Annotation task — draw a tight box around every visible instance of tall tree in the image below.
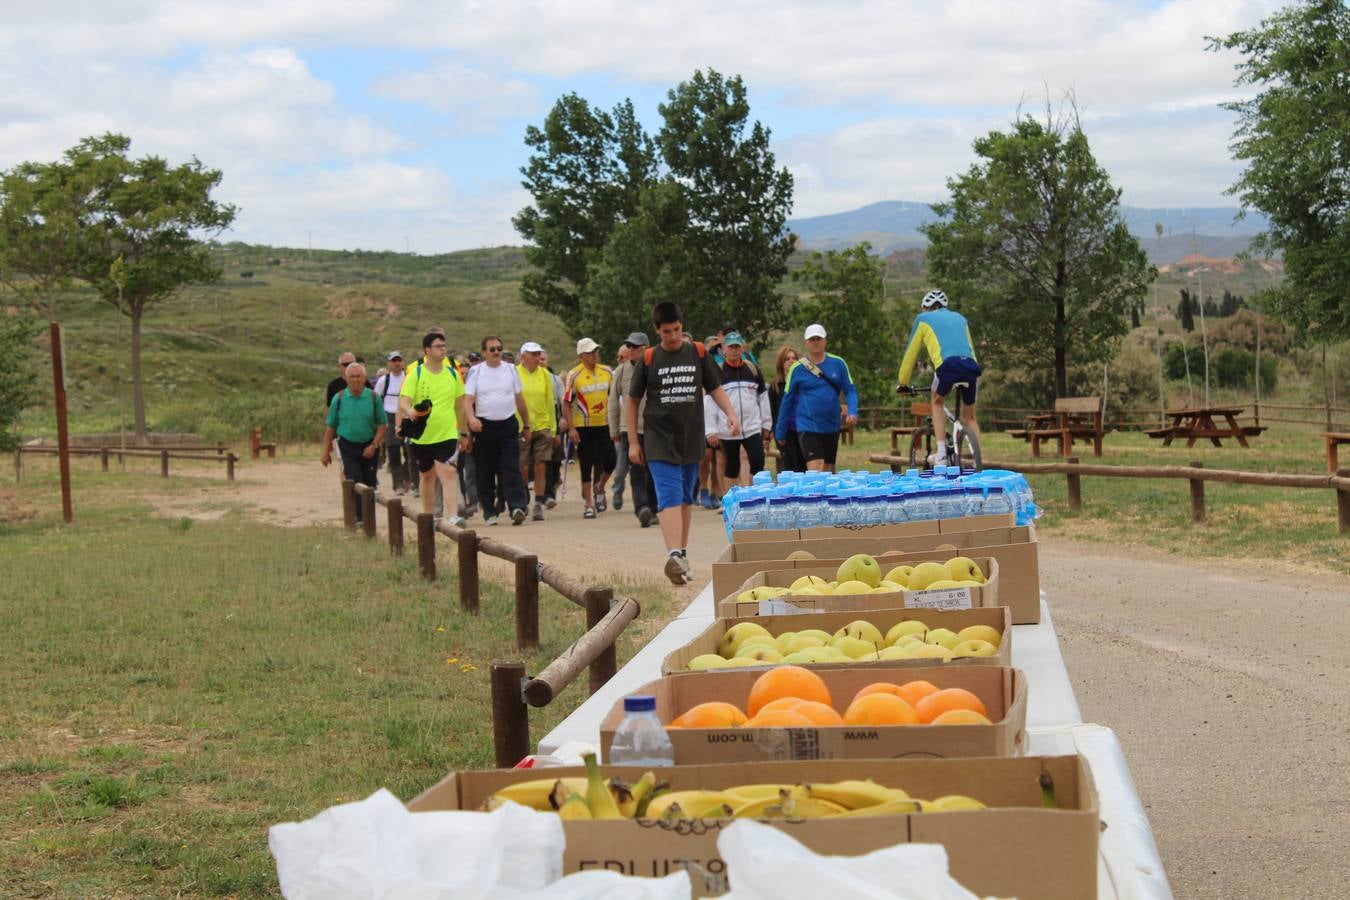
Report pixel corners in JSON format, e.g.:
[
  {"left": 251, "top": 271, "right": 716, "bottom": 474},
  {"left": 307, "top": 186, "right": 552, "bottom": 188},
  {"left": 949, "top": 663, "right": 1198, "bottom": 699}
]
[
  {"left": 921, "top": 105, "right": 1154, "bottom": 399},
  {"left": 72, "top": 134, "right": 236, "bottom": 439},
  {"left": 1178, "top": 288, "right": 1197, "bottom": 331},
  {"left": 790, "top": 243, "right": 894, "bottom": 405},
  {"left": 0, "top": 314, "right": 40, "bottom": 451},
  {"left": 513, "top": 96, "right": 655, "bottom": 323},
  {"left": 1210, "top": 0, "right": 1350, "bottom": 341}
]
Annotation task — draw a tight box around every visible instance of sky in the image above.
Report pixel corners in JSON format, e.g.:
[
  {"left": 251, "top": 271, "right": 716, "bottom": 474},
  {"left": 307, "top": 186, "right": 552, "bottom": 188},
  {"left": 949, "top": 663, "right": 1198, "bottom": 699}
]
[{"left": 0, "top": 0, "right": 1283, "bottom": 253}]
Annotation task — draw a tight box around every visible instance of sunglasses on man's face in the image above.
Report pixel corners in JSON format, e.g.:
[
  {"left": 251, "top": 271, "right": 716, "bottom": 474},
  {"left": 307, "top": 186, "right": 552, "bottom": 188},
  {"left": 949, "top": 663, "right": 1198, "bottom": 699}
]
[{"left": 486, "top": 346, "right": 503, "bottom": 353}]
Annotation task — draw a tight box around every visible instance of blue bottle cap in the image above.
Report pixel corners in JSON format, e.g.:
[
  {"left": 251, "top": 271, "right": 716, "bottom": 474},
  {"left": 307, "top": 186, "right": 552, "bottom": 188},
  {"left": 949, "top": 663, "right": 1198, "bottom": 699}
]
[{"left": 624, "top": 695, "right": 657, "bottom": 713}]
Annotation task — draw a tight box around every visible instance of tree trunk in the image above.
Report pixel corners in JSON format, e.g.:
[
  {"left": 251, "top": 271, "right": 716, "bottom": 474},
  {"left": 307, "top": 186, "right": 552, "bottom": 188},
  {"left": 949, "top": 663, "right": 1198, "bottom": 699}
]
[
  {"left": 1053, "top": 261, "right": 1067, "bottom": 398},
  {"left": 131, "top": 305, "right": 147, "bottom": 440}
]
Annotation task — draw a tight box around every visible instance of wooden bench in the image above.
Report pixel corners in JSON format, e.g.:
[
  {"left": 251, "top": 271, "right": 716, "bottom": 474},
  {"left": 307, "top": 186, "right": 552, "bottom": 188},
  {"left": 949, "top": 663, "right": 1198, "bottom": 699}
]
[
  {"left": 1028, "top": 397, "right": 1106, "bottom": 458},
  {"left": 251, "top": 427, "right": 277, "bottom": 459},
  {"left": 1325, "top": 432, "right": 1350, "bottom": 473}
]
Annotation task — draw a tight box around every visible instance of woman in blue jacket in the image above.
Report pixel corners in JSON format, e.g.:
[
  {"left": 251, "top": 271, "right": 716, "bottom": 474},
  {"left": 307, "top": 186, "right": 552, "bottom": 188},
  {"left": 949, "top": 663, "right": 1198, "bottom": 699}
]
[{"left": 773, "top": 323, "right": 858, "bottom": 473}]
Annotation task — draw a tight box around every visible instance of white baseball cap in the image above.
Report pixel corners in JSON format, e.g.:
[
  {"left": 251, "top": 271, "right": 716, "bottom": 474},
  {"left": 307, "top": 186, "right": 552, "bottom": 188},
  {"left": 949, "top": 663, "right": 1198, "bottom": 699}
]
[
  {"left": 520, "top": 341, "right": 543, "bottom": 354},
  {"left": 804, "top": 323, "right": 827, "bottom": 340},
  {"left": 576, "top": 337, "right": 600, "bottom": 354}
]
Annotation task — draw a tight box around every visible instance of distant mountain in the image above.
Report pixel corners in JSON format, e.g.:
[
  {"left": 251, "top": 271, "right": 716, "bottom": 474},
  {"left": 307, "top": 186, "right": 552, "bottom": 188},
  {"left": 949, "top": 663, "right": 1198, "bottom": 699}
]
[{"left": 788, "top": 201, "right": 1271, "bottom": 265}]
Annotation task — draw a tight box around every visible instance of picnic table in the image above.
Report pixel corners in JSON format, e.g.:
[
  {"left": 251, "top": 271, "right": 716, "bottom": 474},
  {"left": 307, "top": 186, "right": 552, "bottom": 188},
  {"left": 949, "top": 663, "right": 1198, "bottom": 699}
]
[
  {"left": 1012, "top": 398, "right": 1107, "bottom": 458},
  {"left": 1325, "top": 432, "right": 1350, "bottom": 473},
  {"left": 1147, "top": 405, "right": 1266, "bottom": 448}
]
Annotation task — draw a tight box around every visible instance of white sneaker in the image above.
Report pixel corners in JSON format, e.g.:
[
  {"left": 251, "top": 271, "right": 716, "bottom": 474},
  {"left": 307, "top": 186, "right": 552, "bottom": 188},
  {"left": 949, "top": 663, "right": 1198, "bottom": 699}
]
[
  {"left": 448, "top": 515, "right": 467, "bottom": 528},
  {"left": 484, "top": 515, "right": 499, "bottom": 527}
]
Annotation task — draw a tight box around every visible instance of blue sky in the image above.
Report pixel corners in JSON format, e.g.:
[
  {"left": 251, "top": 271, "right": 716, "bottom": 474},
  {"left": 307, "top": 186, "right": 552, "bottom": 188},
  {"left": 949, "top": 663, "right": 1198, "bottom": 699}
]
[{"left": 0, "top": 0, "right": 1282, "bottom": 252}]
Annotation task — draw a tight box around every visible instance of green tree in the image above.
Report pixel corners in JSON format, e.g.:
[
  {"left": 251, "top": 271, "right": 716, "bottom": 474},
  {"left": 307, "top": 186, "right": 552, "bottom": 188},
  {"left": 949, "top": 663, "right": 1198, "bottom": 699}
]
[
  {"left": 0, "top": 314, "right": 40, "bottom": 450},
  {"left": 0, "top": 156, "right": 103, "bottom": 318},
  {"left": 921, "top": 108, "right": 1153, "bottom": 400},
  {"left": 1210, "top": 1, "right": 1350, "bottom": 340},
  {"left": 1178, "top": 288, "right": 1197, "bottom": 332},
  {"left": 71, "top": 134, "right": 236, "bottom": 439},
  {"left": 790, "top": 243, "right": 894, "bottom": 405}
]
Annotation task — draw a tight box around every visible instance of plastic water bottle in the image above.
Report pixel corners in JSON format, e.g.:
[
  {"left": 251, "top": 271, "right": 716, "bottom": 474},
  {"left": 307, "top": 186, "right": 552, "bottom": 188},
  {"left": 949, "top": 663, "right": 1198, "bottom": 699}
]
[
  {"left": 765, "top": 496, "right": 795, "bottom": 530},
  {"left": 983, "top": 486, "right": 1014, "bottom": 518},
  {"left": 730, "top": 497, "right": 766, "bottom": 532},
  {"left": 963, "top": 486, "right": 986, "bottom": 518},
  {"left": 796, "top": 493, "right": 825, "bottom": 528},
  {"left": 825, "top": 496, "right": 851, "bottom": 526},
  {"left": 608, "top": 696, "right": 675, "bottom": 766},
  {"left": 909, "top": 490, "right": 937, "bottom": 521},
  {"left": 859, "top": 496, "right": 887, "bottom": 527}
]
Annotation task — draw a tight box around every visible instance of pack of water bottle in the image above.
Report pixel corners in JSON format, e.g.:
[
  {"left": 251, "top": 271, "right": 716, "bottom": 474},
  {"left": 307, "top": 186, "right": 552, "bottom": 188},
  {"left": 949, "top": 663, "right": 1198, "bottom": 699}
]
[{"left": 722, "top": 466, "right": 1039, "bottom": 537}]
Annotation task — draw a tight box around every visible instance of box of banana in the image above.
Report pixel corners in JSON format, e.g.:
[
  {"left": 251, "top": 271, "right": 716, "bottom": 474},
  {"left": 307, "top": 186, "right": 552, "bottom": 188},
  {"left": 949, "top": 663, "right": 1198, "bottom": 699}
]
[
  {"left": 661, "top": 605, "right": 1013, "bottom": 675},
  {"left": 406, "top": 753, "right": 1098, "bottom": 899},
  {"left": 719, "top": 555, "right": 1000, "bottom": 618},
  {"left": 598, "top": 664, "right": 1027, "bottom": 764}
]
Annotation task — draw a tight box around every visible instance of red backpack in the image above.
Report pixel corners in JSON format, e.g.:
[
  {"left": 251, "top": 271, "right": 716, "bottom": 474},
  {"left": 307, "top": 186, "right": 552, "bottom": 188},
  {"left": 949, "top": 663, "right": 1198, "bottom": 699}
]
[{"left": 642, "top": 341, "right": 706, "bottom": 366}]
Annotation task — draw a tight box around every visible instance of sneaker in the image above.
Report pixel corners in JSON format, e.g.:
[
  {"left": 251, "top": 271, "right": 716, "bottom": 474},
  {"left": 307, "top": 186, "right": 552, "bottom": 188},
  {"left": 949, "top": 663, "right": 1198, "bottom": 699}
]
[
  {"left": 613, "top": 491, "right": 624, "bottom": 510},
  {"left": 447, "top": 515, "right": 467, "bottom": 528},
  {"left": 709, "top": 493, "right": 722, "bottom": 510},
  {"left": 532, "top": 502, "right": 544, "bottom": 522},
  {"left": 698, "top": 489, "right": 712, "bottom": 509},
  {"left": 510, "top": 508, "right": 527, "bottom": 525},
  {"left": 485, "top": 515, "right": 500, "bottom": 526},
  {"left": 678, "top": 553, "right": 692, "bottom": 581},
  {"left": 583, "top": 506, "right": 597, "bottom": 520},
  {"left": 664, "top": 554, "right": 688, "bottom": 585},
  {"left": 595, "top": 491, "right": 607, "bottom": 513},
  {"left": 544, "top": 496, "right": 557, "bottom": 509},
  {"left": 637, "top": 506, "right": 654, "bottom": 528}
]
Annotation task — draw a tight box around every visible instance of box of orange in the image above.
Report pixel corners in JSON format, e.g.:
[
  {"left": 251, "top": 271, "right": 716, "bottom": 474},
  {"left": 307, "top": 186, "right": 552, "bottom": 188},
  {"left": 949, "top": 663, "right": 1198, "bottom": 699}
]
[{"left": 598, "top": 664, "right": 1027, "bottom": 764}]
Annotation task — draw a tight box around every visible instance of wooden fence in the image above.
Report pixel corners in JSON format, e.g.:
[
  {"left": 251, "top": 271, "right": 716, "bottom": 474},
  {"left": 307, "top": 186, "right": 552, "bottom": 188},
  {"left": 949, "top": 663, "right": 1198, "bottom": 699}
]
[
  {"left": 858, "top": 401, "right": 1349, "bottom": 434},
  {"left": 867, "top": 452, "right": 1350, "bottom": 535},
  {"left": 16, "top": 445, "right": 238, "bottom": 481},
  {"left": 339, "top": 479, "right": 641, "bottom": 767}
]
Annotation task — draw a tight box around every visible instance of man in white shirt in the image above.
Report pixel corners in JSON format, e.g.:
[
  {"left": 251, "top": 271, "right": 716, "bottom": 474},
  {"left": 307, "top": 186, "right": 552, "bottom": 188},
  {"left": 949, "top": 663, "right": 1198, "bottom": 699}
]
[
  {"left": 465, "top": 335, "right": 532, "bottom": 526},
  {"left": 372, "top": 351, "right": 412, "bottom": 492}
]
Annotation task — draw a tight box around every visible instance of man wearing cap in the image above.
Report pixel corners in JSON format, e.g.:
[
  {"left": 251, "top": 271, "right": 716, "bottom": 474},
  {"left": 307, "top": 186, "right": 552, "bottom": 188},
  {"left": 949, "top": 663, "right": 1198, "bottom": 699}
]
[
  {"left": 608, "top": 331, "right": 655, "bottom": 527},
  {"left": 774, "top": 323, "right": 858, "bottom": 473},
  {"left": 704, "top": 331, "right": 772, "bottom": 490},
  {"left": 321, "top": 362, "right": 387, "bottom": 524},
  {"left": 464, "top": 335, "right": 531, "bottom": 526},
  {"left": 373, "top": 351, "right": 414, "bottom": 493},
  {"left": 609, "top": 342, "right": 633, "bottom": 512},
  {"left": 565, "top": 338, "right": 615, "bottom": 519},
  {"left": 517, "top": 341, "right": 566, "bottom": 521}
]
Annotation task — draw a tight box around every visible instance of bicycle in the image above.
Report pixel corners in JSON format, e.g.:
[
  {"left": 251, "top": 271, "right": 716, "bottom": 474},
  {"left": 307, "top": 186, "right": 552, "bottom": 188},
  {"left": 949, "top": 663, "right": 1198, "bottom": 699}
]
[{"left": 896, "top": 382, "right": 982, "bottom": 472}]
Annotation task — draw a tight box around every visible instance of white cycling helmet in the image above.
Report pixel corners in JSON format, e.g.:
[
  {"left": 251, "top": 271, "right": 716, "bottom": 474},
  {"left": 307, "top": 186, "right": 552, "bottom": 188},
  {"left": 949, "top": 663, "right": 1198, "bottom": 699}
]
[{"left": 921, "top": 289, "right": 949, "bottom": 309}]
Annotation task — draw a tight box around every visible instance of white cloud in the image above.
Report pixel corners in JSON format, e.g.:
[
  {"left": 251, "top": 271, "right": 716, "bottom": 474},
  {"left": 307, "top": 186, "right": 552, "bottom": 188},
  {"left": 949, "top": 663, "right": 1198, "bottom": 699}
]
[{"left": 371, "top": 61, "right": 539, "bottom": 131}]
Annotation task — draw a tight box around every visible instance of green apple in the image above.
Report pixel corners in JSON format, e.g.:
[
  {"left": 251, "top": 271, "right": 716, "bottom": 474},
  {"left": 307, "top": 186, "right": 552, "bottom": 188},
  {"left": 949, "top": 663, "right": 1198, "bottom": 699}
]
[
  {"left": 830, "top": 635, "right": 881, "bottom": 659},
  {"left": 734, "top": 644, "right": 785, "bottom": 663},
  {"left": 884, "top": 620, "right": 929, "bottom": 646},
  {"left": 718, "top": 622, "right": 771, "bottom": 657},
  {"left": 905, "top": 561, "right": 951, "bottom": 590},
  {"left": 944, "top": 556, "right": 986, "bottom": 583},
  {"left": 733, "top": 635, "right": 780, "bottom": 655},
  {"left": 796, "top": 629, "right": 834, "bottom": 644},
  {"left": 833, "top": 580, "right": 873, "bottom": 595},
  {"left": 834, "top": 620, "right": 885, "bottom": 644},
  {"left": 836, "top": 553, "right": 882, "bottom": 588},
  {"left": 883, "top": 565, "right": 915, "bottom": 587},
  {"left": 782, "top": 648, "right": 833, "bottom": 665},
  {"left": 687, "top": 653, "right": 732, "bottom": 671},
  {"left": 877, "top": 645, "right": 911, "bottom": 660},
  {"left": 956, "top": 625, "right": 1002, "bottom": 647}
]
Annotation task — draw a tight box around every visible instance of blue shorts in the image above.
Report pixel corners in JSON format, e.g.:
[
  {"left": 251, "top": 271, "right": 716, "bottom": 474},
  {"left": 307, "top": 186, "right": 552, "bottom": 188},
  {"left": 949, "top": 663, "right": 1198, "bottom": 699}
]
[
  {"left": 933, "top": 356, "right": 983, "bottom": 404},
  {"left": 647, "top": 460, "right": 700, "bottom": 512}
]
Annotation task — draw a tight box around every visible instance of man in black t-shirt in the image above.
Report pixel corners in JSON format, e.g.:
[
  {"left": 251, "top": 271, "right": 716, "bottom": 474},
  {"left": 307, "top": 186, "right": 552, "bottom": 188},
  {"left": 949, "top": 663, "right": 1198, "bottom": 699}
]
[{"left": 627, "top": 301, "right": 740, "bottom": 585}]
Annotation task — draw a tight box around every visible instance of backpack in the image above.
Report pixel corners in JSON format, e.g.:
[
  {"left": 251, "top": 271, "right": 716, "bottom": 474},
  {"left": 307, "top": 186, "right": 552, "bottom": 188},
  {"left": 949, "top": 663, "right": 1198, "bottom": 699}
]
[{"left": 642, "top": 341, "right": 706, "bottom": 366}]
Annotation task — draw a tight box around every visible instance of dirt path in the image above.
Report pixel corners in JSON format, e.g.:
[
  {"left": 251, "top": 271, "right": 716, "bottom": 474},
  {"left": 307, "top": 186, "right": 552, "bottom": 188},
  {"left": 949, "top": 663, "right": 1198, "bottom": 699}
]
[{"left": 156, "top": 458, "right": 1349, "bottom": 897}]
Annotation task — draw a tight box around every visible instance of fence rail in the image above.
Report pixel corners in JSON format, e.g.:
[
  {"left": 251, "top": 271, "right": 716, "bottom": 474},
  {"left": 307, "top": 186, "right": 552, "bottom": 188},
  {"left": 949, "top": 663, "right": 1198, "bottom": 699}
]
[
  {"left": 858, "top": 401, "right": 1348, "bottom": 433},
  {"left": 867, "top": 452, "right": 1350, "bottom": 534},
  {"left": 16, "top": 444, "right": 238, "bottom": 481},
  {"left": 341, "top": 480, "right": 642, "bottom": 766}
]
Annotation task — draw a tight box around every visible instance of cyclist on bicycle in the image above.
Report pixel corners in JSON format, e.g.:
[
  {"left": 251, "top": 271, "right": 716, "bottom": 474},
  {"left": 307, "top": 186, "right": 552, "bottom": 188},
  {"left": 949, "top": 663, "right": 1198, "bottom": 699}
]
[{"left": 897, "top": 289, "right": 983, "bottom": 464}]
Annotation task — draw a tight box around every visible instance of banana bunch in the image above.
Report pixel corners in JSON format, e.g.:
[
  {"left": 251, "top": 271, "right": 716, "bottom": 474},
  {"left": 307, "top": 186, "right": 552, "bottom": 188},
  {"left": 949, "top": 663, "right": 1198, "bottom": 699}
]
[{"left": 485, "top": 770, "right": 989, "bottom": 821}]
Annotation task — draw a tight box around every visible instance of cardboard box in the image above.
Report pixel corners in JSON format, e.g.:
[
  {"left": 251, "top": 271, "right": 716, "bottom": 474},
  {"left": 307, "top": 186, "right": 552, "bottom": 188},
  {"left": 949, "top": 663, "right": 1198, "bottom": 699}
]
[
  {"left": 718, "top": 558, "right": 1000, "bottom": 618},
  {"left": 407, "top": 754, "right": 1099, "bottom": 899},
  {"left": 599, "top": 665, "right": 1028, "bottom": 763},
  {"left": 661, "top": 606, "right": 1012, "bottom": 675},
  {"left": 712, "top": 524, "right": 1041, "bottom": 624}
]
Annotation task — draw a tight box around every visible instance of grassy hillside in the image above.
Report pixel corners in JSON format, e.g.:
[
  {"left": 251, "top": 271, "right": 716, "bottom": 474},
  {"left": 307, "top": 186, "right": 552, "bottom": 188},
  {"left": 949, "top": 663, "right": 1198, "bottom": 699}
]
[{"left": 18, "top": 245, "right": 570, "bottom": 442}]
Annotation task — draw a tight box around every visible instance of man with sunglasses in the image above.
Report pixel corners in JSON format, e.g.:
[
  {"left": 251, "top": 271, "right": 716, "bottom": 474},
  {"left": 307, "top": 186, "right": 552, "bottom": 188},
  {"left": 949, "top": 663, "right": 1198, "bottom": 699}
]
[{"left": 464, "top": 335, "right": 531, "bottom": 526}]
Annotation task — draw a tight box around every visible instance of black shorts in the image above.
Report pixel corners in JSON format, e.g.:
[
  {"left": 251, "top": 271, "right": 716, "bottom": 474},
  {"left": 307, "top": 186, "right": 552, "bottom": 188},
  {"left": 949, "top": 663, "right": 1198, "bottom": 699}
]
[
  {"left": 576, "top": 425, "right": 616, "bottom": 483},
  {"left": 798, "top": 430, "right": 840, "bottom": 466},
  {"left": 720, "top": 436, "right": 765, "bottom": 479},
  {"left": 934, "top": 356, "right": 982, "bottom": 405},
  {"left": 412, "top": 439, "right": 459, "bottom": 473}
]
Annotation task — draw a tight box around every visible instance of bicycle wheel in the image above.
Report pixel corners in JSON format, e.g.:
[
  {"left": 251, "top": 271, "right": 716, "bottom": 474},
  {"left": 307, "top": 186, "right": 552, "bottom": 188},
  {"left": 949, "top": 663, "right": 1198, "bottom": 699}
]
[
  {"left": 907, "top": 424, "right": 933, "bottom": 470},
  {"left": 951, "top": 426, "right": 982, "bottom": 471}
]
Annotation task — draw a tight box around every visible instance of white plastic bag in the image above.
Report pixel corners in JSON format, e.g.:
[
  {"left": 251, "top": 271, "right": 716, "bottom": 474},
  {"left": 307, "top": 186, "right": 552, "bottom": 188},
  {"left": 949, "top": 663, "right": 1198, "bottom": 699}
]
[{"left": 717, "top": 819, "right": 984, "bottom": 900}]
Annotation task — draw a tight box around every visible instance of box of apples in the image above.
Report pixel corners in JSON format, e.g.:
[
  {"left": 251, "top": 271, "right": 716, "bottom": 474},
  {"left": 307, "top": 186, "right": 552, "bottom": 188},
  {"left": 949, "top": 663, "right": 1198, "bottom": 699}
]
[
  {"left": 661, "top": 605, "right": 1013, "bottom": 674},
  {"left": 599, "top": 664, "right": 1028, "bottom": 764}
]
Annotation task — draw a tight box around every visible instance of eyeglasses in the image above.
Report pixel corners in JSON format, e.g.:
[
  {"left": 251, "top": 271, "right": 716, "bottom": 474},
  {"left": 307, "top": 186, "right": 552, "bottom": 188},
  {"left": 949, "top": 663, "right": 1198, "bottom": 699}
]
[
  {"left": 339, "top": 361, "right": 352, "bottom": 367},
  {"left": 485, "top": 346, "right": 503, "bottom": 353},
  {"left": 429, "top": 343, "right": 447, "bottom": 350}
]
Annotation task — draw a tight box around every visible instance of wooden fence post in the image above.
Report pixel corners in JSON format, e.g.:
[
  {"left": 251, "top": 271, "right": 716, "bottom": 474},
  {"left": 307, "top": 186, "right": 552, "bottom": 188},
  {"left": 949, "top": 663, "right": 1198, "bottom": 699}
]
[
  {"left": 1337, "top": 468, "right": 1349, "bottom": 537},
  {"left": 387, "top": 497, "right": 404, "bottom": 556},
  {"left": 100, "top": 447, "right": 109, "bottom": 472},
  {"left": 226, "top": 453, "right": 236, "bottom": 482},
  {"left": 341, "top": 479, "right": 357, "bottom": 531},
  {"left": 14, "top": 449, "right": 20, "bottom": 484},
  {"left": 361, "top": 488, "right": 376, "bottom": 539},
  {"left": 417, "top": 513, "right": 436, "bottom": 580},
  {"left": 160, "top": 450, "right": 169, "bottom": 478},
  {"left": 584, "top": 587, "right": 617, "bottom": 694},
  {"left": 490, "top": 661, "right": 530, "bottom": 768},
  {"left": 251, "top": 427, "right": 262, "bottom": 459},
  {"left": 458, "top": 530, "right": 480, "bottom": 614},
  {"left": 1065, "top": 456, "right": 1082, "bottom": 512},
  {"left": 515, "top": 554, "right": 540, "bottom": 650},
  {"left": 1189, "top": 461, "right": 1206, "bottom": 523}
]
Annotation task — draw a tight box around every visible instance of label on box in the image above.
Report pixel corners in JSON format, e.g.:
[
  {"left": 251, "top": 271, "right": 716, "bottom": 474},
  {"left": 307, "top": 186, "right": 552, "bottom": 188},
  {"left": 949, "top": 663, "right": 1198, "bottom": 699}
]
[
  {"left": 904, "top": 587, "right": 973, "bottom": 610},
  {"left": 758, "top": 599, "right": 826, "bottom": 615}
]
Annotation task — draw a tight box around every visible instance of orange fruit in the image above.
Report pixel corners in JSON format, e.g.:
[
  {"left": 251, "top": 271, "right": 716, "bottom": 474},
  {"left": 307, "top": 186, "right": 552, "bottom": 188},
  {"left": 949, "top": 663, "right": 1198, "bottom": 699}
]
[
  {"left": 842, "top": 694, "right": 919, "bottom": 726},
  {"left": 746, "top": 665, "right": 832, "bottom": 717},
  {"left": 743, "top": 708, "right": 815, "bottom": 728},
  {"left": 894, "top": 679, "right": 941, "bottom": 709},
  {"left": 758, "top": 697, "right": 807, "bottom": 716},
  {"left": 914, "top": 688, "right": 988, "bottom": 724},
  {"left": 788, "top": 700, "right": 845, "bottom": 726},
  {"left": 669, "top": 701, "right": 748, "bottom": 728},
  {"left": 850, "top": 682, "right": 908, "bottom": 706},
  {"left": 931, "top": 708, "right": 993, "bottom": 725}
]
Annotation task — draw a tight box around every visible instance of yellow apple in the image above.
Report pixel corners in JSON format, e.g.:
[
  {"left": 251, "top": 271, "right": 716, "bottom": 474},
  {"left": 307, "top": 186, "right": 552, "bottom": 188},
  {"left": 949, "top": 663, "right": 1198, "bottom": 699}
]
[
  {"left": 830, "top": 635, "right": 881, "bottom": 659},
  {"left": 884, "top": 620, "right": 929, "bottom": 646},
  {"left": 905, "top": 642, "right": 955, "bottom": 661},
  {"left": 833, "top": 580, "right": 873, "bottom": 595},
  {"left": 952, "top": 639, "right": 999, "bottom": 658},
  {"left": 956, "top": 625, "right": 1002, "bottom": 647},
  {"left": 905, "top": 561, "right": 951, "bottom": 591},
  {"left": 773, "top": 631, "right": 799, "bottom": 652},
  {"left": 893, "top": 634, "right": 926, "bottom": 649},
  {"left": 924, "top": 628, "right": 960, "bottom": 650},
  {"left": 718, "top": 622, "right": 772, "bottom": 657},
  {"left": 877, "top": 645, "right": 911, "bottom": 660},
  {"left": 834, "top": 620, "right": 885, "bottom": 644},
  {"left": 723, "top": 657, "right": 766, "bottom": 667},
  {"left": 688, "top": 653, "right": 732, "bottom": 671},
  {"left": 944, "top": 556, "right": 986, "bottom": 583},
  {"left": 924, "top": 579, "right": 966, "bottom": 590},
  {"left": 734, "top": 644, "right": 785, "bottom": 663},
  {"left": 786, "top": 549, "right": 817, "bottom": 560},
  {"left": 790, "top": 574, "right": 830, "bottom": 591},
  {"left": 783, "top": 635, "right": 827, "bottom": 654},
  {"left": 883, "top": 565, "right": 915, "bottom": 587},
  {"left": 835, "top": 553, "right": 882, "bottom": 588}
]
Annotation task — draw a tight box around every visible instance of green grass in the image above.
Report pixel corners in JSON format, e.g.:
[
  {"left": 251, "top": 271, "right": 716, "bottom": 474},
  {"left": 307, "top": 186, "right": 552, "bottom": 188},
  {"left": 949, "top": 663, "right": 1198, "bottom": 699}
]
[
  {"left": 837, "top": 426, "right": 1348, "bottom": 574},
  {"left": 0, "top": 468, "right": 677, "bottom": 896}
]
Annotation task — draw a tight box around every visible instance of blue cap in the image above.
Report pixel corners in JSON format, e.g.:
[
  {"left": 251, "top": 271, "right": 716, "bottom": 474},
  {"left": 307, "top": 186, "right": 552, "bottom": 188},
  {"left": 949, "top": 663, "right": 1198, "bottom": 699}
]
[{"left": 624, "top": 695, "right": 657, "bottom": 712}]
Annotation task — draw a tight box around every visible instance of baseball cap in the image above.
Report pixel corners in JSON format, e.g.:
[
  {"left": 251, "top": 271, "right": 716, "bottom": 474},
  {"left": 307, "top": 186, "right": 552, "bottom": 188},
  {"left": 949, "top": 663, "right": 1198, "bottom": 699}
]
[
  {"left": 386, "top": 351, "right": 403, "bottom": 361},
  {"left": 624, "top": 331, "right": 650, "bottom": 347},
  {"left": 520, "top": 341, "right": 543, "bottom": 354},
  {"left": 467, "top": 350, "right": 483, "bottom": 362},
  {"left": 804, "top": 323, "right": 827, "bottom": 340},
  {"left": 576, "top": 337, "right": 600, "bottom": 354},
  {"left": 720, "top": 321, "right": 737, "bottom": 333},
  {"left": 723, "top": 331, "right": 745, "bottom": 347}
]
